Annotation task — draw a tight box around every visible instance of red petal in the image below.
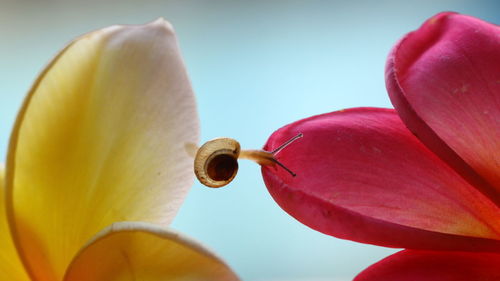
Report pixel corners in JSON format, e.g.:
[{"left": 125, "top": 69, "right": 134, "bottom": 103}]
[
  {"left": 354, "top": 250, "right": 500, "bottom": 281},
  {"left": 386, "top": 12, "right": 500, "bottom": 204},
  {"left": 262, "top": 108, "right": 500, "bottom": 251}
]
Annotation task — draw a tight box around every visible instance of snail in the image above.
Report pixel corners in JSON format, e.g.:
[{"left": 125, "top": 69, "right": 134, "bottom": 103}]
[{"left": 190, "top": 133, "right": 303, "bottom": 188}]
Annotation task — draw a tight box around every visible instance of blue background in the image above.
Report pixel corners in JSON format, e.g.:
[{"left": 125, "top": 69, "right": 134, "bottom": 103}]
[{"left": 1, "top": 1, "right": 499, "bottom": 280}]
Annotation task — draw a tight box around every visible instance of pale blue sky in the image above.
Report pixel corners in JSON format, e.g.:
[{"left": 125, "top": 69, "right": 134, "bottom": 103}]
[{"left": 1, "top": 1, "right": 499, "bottom": 280}]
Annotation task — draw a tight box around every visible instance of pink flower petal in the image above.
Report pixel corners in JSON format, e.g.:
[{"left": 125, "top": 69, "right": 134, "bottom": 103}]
[
  {"left": 262, "top": 108, "right": 500, "bottom": 251},
  {"left": 386, "top": 12, "right": 500, "bottom": 204},
  {"left": 354, "top": 250, "right": 500, "bottom": 281}
]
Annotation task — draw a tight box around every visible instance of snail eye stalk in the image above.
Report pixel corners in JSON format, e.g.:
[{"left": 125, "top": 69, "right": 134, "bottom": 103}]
[{"left": 193, "top": 133, "right": 303, "bottom": 188}]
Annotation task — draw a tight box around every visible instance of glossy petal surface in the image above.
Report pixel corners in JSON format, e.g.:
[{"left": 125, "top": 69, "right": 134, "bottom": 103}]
[
  {"left": 386, "top": 12, "right": 500, "bottom": 201},
  {"left": 0, "top": 164, "right": 29, "bottom": 281},
  {"left": 262, "top": 108, "right": 500, "bottom": 251},
  {"left": 354, "top": 250, "right": 500, "bottom": 281},
  {"left": 6, "top": 20, "right": 199, "bottom": 281},
  {"left": 64, "top": 222, "right": 239, "bottom": 281}
]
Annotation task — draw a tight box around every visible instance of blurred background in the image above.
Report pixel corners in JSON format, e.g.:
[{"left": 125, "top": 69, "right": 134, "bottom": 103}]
[{"left": 1, "top": 1, "right": 499, "bottom": 280}]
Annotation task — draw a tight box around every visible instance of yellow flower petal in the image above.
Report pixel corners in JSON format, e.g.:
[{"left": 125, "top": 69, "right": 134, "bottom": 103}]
[
  {"left": 0, "top": 164, "right": 29, "bottom": 280},
  {"left": 6, "top": 19, "right": 199, "bottom": 281},
  {"left": 63, "top": 222, "right": 239, "bottom": 281}
]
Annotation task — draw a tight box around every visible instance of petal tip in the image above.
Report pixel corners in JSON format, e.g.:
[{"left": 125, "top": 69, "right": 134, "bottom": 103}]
[
  {"left": 147, "top": 17, "right": 175, "bottom": 34},
  {"left": 426, "top": 11, "right": 457, "bottom": 25}
]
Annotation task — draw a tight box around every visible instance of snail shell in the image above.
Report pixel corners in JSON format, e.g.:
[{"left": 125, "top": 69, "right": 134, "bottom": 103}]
[{"left": 194, "top": 138, "right": 240, "bottom": 188}]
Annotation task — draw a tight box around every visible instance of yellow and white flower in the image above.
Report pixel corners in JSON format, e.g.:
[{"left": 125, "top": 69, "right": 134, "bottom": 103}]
[{"left": 1, "top": 19, "right": 238, "bottom": 281}]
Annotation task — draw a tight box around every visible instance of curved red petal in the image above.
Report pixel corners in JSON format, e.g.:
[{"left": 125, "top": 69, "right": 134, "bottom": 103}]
[
  {"left": 262, "top": 108, "right": 500, "bottom": 251},
  {"left": 386, "top": 12, "right": 500, "bottom": 204},
  {"left": 354, "top": 250, "right": 500, "bottom": 281}
]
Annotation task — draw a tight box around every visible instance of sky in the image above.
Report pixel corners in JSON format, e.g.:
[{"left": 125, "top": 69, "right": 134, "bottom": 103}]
[{"left": 1, "top": 0, "right": 499, "bottom": 280}]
